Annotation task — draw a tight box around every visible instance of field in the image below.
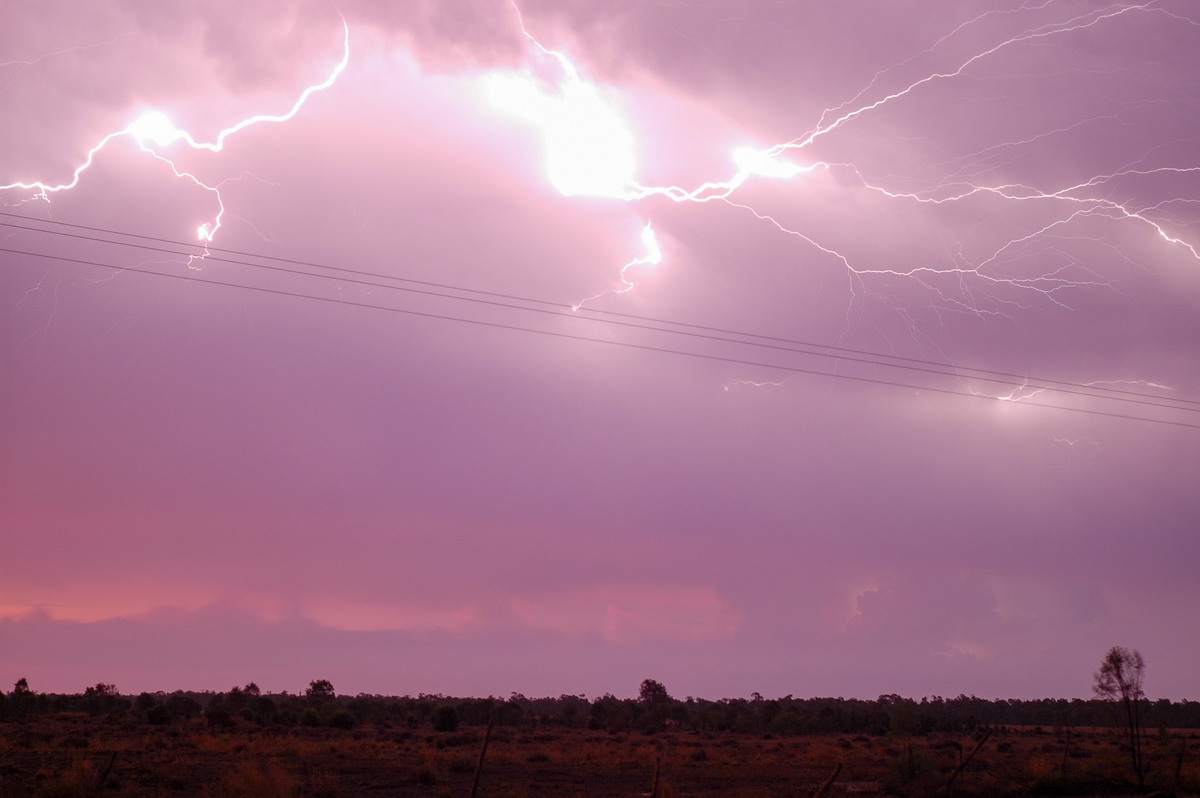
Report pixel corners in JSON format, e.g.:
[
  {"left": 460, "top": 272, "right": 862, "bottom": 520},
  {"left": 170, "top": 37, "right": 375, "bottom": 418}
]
[{"left": 1, "top": 716, "right": 1197, "bottom": 797}]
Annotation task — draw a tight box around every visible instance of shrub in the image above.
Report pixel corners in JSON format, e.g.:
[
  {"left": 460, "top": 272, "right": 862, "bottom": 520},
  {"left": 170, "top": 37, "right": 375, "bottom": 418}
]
[
  {"left": 431, "top": 705, "right": 460, "bottom": 733},
  {"left": 219, "top": 761, "right": 298, "bottom": 798},
  {"left": 883, "top": 744, "right": 938, "bottom": 795},
  {"left": 328, "top": 709, "right": 356, "bottom": 730},
  {"left": 147, "top": 704, "right": 173, "bottom": 725}
]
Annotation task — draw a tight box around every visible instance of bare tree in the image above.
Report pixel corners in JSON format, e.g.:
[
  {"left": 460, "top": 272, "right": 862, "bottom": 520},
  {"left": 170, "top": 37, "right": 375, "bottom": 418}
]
[{"left": 1094, "top": 646, "right": 1145, "bottom": 786}]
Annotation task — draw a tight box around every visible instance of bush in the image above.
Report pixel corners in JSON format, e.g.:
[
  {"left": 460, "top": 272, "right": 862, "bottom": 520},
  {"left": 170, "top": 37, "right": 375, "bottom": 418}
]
[
  {"left": 883, "top": 744, "right": 938, "bottom": 796},
  {"left": 432, "top": 705, "right": 459, "bottom": 733},
  {"left": 328, "top": 709, "right": 356, "bottom": 730},
  {"left": 251, "top": 696, "right": 278, "bottom": 726},
  {"left": 205, "top": 703, "right": 235, "bottom": 729},
  {"left": 147, "top": 705, "right": 173, "bottom": 726}
]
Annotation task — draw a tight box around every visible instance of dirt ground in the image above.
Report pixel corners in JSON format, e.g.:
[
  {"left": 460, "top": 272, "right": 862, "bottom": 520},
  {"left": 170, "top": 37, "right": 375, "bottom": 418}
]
[{"left": 1, "top": 717, "right": 1196, "bottom": 797}]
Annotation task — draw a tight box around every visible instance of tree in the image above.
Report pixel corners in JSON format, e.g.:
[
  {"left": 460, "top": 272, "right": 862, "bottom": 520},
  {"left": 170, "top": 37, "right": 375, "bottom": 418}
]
[
  {"left": 637, "top": 680, "right": 674, "bottom": 733},
  {"left": 133, "top": 692, "right": 159, "bottom": 718},
  {"left": 6, "top": 678, "right": 32, "bottom": 721},
  {"left": 638, "top": 679, "right": 671, "bottom": 706},
  {"left": 1094, "top": 646, "right": 1146, "bottom": 786},
  {"left": 251, "top": 695, "right": 278, "bottom": 726},
  {"left": 164, "top": 694, "right": 201, "bottom": 719},
  {"left": 306, "top": 679, "right": 335, "bottom": 700}
]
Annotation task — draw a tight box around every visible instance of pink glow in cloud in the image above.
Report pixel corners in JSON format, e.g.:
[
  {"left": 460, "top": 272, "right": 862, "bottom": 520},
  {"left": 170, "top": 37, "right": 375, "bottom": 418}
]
[
  {"left": 2, "top": 0, "right": 1199, "bottom": 700},
  {"left": 512, "top": 585, "right": 737, "bottom": 644}
]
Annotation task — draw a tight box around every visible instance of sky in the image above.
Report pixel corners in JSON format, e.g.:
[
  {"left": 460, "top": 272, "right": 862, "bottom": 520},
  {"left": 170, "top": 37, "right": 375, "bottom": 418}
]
[{"left": 2, "top": 0, "right": 1198, "bottom": 701}]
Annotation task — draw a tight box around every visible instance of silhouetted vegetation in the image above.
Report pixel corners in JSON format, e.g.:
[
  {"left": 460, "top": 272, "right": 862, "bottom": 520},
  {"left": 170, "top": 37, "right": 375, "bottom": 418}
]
[
  {"left": 1094, "top": 646, "right": 1147, "bottom": 786},
  {"left": 3, "top": 674, "right": 1200, "bottom": 735},
  {"left": 2, "top": 675, "right": 1198, "bottom": 796}
]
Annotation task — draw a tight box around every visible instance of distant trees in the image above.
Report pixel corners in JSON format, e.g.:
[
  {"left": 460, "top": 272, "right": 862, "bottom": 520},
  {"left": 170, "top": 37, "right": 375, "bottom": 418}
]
[
  {"left": 1094, "top": 646, "right": 1146, "bottom": 786},
  {"left": 147, "top": 703, "right": 173, "bottom": 726},
  {"left": 432, "top": 704, "right": 460, "bottom": 732},
  {"left": 165, "top": 693, "right": 201, "bottom": 720},
  {"left": 204, "top": 692, "right": 237, "bottom": 728},
  {"left": 6, "top": 666, "right": 1200, "bottom": 743},
  {"left": 81, "top": 683, "right": 129, "bottom": 718}
]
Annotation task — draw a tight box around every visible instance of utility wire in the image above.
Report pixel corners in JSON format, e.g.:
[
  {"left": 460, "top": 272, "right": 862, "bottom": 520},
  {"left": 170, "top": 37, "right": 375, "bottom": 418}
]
[
  {"left": 4, "top": 212, "right": 1197, "bottom": 416},
  {"left": 5, "top": 210, "right": 1194, "bottom": 407},
  {"left": 5, "top": 244, "right": 1198, "bottom": 431}
]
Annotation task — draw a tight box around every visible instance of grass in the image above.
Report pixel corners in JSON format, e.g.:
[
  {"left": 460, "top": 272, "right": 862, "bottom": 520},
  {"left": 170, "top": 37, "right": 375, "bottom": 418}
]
[{"left": 0, "top": 717, "right": 1196, "bottom": 797}]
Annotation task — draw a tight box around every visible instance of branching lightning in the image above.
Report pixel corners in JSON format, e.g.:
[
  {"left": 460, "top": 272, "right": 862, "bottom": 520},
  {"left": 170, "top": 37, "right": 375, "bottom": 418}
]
[
  {"left": 488, "top": 0, "right": 1199, "bottom": 406},
  {"left": 489, "top": 1, "right": 821, "bottom": 307},
  {"left": 490, "top": 2, "right": 1198, "bottom": 300},
  {"left": 0, "top": 32, "right": 140, "bottom": 93},
  {"left": 3, "top": 2, "right": 1196, "bottom": 425},
  {"left": 1, "top": 18, "right": 350, "bottom": 246}
]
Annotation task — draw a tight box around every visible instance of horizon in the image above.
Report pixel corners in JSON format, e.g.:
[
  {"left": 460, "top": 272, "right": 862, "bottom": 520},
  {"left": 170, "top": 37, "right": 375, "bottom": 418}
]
[
  {"left": 8, "top": 678, "right": 1196, "bottom": 705},
  {"left": 2, "top": 1, "right": 1198, "bottom": 702}
]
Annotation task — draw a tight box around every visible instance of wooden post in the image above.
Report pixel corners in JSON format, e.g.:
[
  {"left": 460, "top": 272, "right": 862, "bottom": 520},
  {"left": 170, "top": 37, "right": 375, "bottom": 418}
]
[
  {"left": 650, "top": 755, "right": 660, "bottom": 798},
  {"left": 1060, "top": 728, "right": 1072, "bottom": 776},
  {"left": 810, "top": 762, "right": 842, "bottom": 798},
  {"left": 468, "top": 717, "right": 494, "bottom": 798},
  {"left": 94, "top": 751, "right": 116, "bottom": 796},
  {"left": 945, "top": 727, "right": 991, "bottom": 792}
]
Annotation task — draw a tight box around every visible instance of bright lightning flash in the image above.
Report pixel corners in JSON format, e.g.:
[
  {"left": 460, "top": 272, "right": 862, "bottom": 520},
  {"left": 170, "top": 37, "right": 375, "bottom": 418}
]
[
  {"left": 487, "top": 4, "right": 829, "bottom": 306},
  {"left": 486, "top": 67, "right": 636, "bottom": 199},
  {"left": 1, "top": 19, "right": 350, "bottom": 246},
  {"left": 486, "top": 31, "right": 813, "bottom": 204},
  {"left": 489, "top": 1, "right": 1200, "bottom": 337}
]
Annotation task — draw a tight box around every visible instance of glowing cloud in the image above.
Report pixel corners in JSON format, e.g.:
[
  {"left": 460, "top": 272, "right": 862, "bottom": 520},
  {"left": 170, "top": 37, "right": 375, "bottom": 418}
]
[
  {"left": 486, "top": 0, "right": 1199, "bottom": 323},
  {"left": 127, "top": 110, "right": 186, "bottom": 148},
  {"left": 486, "top": 68, "right": 636, "bottom": 198}
]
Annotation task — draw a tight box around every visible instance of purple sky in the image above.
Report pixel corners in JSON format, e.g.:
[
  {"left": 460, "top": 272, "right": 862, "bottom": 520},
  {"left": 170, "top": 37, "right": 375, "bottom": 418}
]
[{"left": 2, "top": 1, "right": 1198, "bottom": 701}]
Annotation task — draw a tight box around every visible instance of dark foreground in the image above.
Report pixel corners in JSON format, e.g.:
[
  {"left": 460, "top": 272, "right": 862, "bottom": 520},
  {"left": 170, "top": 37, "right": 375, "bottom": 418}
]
[{"left": 1, "top": 719, "right": 1196, "bottom": 797}]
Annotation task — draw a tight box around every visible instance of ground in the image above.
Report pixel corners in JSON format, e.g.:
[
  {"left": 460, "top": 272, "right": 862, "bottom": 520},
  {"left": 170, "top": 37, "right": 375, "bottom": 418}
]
[{"left": 1, "top": 718, "right": 1197, "bottom": 797}]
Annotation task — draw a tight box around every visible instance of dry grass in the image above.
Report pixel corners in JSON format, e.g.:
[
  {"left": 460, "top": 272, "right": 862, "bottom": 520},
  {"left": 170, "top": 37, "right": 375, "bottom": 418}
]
[{"left": 0, "top": 717, "right": 1197, "bottom": 797}]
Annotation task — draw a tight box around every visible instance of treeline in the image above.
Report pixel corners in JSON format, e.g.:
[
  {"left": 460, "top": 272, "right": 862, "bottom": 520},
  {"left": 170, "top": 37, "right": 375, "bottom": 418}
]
[{"left": 2, "top": 677, "right": 1199, "bottom": 735}]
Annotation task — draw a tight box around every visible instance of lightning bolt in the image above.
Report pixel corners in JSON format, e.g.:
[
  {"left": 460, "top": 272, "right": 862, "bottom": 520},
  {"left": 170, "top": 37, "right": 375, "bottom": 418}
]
[
  {"left": 723, "top": 378, "right": 788, "bottom": 392},
  {"left": 1, "top": 18, "right": 350, "bottom": 248},
  {"left": 0, "top": 32, "right": 141, "bottom": 94},
  {"left": 571, "top": 221, "right": 663, "bottom": 311},
  {"left": 489, "top": 1, "right": 1199, "bottom": 321},
  {"left": 489, "top": 2, "right": 818, "bottom": 307}
]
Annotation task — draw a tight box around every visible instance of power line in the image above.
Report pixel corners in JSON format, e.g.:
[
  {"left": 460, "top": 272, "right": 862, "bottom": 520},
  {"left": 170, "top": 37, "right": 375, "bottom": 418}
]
[
  {"left": 5, "top": 244, "right": 1198, "bottom": 431},
  {"left": 4, "top": 211, "right": 1197, "bottom": 418},
  {"left": 5, "top": 216, "right": 1198, "bottom": 420},
  {"left": 5, "top": 210, "right": 1194, "bottom": 407}
]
